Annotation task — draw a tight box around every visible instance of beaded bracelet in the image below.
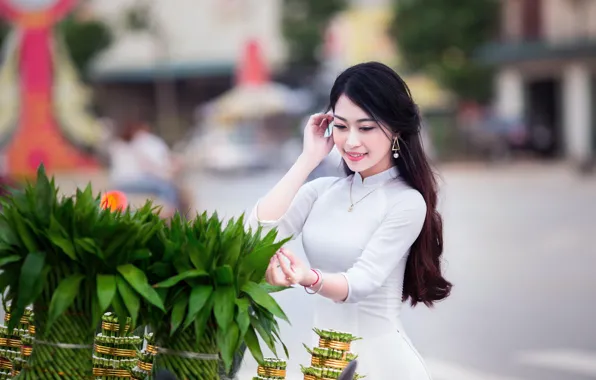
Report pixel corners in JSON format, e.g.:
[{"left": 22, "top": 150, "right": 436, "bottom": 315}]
[{"left": 304, "top": 269, "right": 324, "bottom": 294}]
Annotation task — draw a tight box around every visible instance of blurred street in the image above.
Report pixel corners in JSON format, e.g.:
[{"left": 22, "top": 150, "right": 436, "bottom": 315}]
[{"left": 183, "top": 162, "right": 596, "bottom": 380}]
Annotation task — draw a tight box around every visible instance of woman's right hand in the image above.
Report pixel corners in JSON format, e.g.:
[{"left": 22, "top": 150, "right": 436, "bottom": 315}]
[{"left": 301, "top": 112, "right": 334, "bottom": 167}]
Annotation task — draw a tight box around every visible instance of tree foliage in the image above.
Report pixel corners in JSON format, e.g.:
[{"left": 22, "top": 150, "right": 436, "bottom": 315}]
[
  {"left": 56, "top": 15, "right": 113, "bottom": 78},
  {"left": 281, "top": 0, "right": 347, "bottom": 68},
  {"left": 389, "top": 0, "right": 500, "bottom": 103}
]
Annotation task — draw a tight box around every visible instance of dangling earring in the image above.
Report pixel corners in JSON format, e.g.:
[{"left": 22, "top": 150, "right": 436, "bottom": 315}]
[{"left": 391, "top": 136, "right": 401, "bottom": 159}]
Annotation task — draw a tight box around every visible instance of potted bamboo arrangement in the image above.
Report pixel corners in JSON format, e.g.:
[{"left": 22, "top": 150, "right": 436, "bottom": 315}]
[
  {"left": 0, "top": 165, "right": 293, "bottom": 379},
  {"left": 301, "top": 329, "right": 362, "bottom": 380},
  {"left": 254, "top": 357, "right": 287, "bottom": 379},
  {"left": 141, "top": 212, "right": 292, "bottom": 379},
  {"left": 0, "top": 166, "right": 165, "bottom": 379},
  {"left": 92, "top": 312, "right": 142, "bottom": 379}
]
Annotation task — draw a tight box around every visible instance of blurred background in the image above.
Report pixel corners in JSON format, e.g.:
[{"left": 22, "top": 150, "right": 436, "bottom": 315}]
[{"left": 0, "top": 0, "right": 595, "bottom": 379}]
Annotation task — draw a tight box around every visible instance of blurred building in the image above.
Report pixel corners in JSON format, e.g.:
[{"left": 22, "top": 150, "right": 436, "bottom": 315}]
[
  {"left": 86, "top": 0, "right": 286, "bottom": 141},
  {"left": 479, "top": 0, "right": 596, "bottom": 167}
]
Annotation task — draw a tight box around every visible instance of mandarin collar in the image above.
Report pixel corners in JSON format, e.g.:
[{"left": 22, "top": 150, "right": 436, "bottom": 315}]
[{"left": 352, "top": 166, "right": 399, "bottom": 188}]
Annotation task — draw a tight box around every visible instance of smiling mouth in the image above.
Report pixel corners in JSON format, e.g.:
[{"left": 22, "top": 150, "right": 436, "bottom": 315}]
[{"left": 345, "top": 152, "right": 367, "bottom": 161}]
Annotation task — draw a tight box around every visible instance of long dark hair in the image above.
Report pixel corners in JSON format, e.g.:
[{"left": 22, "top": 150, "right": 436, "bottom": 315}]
[{"left": 327, "top": 62, "right": 452, "bottom": 307}]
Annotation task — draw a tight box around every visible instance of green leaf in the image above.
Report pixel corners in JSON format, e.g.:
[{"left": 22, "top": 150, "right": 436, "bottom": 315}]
[
  {"left": 251, "top": 316, "right": 277, "bottom": 357},
  {"left": 222, "top": 233, "right": 243, "bottom": 266},
  {"left": 0, "top": 271, "right": 12, "bottom": 294},
  {"left": 187, "top": 237, "right": 206, "bottom": 270},
  {"left": 130, "top": 249, "right": 152, "bottom": 261},
  {"left": 97, "top": 275, "right": 117, "bottom": 313},
  {"left": 271, "top": 323, "right": 289, "bottom": 358},
  {"left": 110, "top": 291, "right": 128, "bottom": 323},
  {"left": 241, "top": 282, "right": 290, "bottom": 324},
  {"left": 214, "top": 265, "right": 234, "bottom": 286},
  {"left": 47, "top": 274, "right": 85, "bottom": 329},
  {"left": 91, "top": 296, "right": 102, "bottom": 334},
  {"left": 170, "top": 294, "right": 188, "bottom": 335},
  {"left": 243, "top": 239, "right": 289, "bottom": 282},
  {"left": 0, "top": 255, "right": 20, "bottom": 267},
  {"left": 13, "top": 213, "right": 38, "bottom": 252},
  {"left": 48, "top": 233, "right": 77, "bottom": 261},
  {"left": 34, "top": 164, "right": 52, "bottom": 223},
  {"left": 217, "top": 322, "right": 240, "bottom": 373},
  {"left": 153, "top": 269, "right": 208, "bottom": 288},
  {"left": 244, "top": 325, "right": 264, "bottom": 365},
  {"left": 259, "top": 282, "right": 291, "bottom": 294},
  {"left": 193, "top": 294, "right": 214, "bottom": 341},
  {"left": 213, "top": 286, "right": 235, "bottom": 330},
  {"left": 116, "top": 276, "right": 140, "bottom": 326},
  {"left": 104, "top": 232, "right": 133, "bottom": 258},
  {"left": 17, "top": 251, "right": 45, "bottom": 308},
  {"left": 183, "top": 286, "right": 212, "bottom": 329},
  {"left": 31, "top": 266, "right": 51, "bottom": 304},
  {"left": 0, "top": 217, "right": 18, "bottom": 246},
  {"left": 117, "top": 264, "right": 165, "bottom": 311},
  {"left": 75, "top": 238, "right": 99, "bottom": 255},
  {"left": 235, "top": 298, "right": 250, "bottom": 338}
]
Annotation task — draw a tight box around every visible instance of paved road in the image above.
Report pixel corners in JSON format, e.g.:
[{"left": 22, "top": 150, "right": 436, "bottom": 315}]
[{"left": 189, "top": 163, "right": 596, "bottom": 380}]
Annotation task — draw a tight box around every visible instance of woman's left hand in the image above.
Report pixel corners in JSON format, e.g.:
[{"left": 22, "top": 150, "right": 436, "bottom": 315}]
[{"left": 265, "top": 248, "right": 314, "bottom": 286}]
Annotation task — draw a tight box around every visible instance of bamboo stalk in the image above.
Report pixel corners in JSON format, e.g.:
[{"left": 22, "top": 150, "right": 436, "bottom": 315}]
[
  {"left": 154, "top": 327, "right": 218, "bottom": 380},
  {"left": 17, "top": 274, "right": 95, "bottom": 380}
]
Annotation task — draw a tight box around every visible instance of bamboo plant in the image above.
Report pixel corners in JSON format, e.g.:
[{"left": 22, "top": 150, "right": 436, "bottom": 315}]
[
  {"left": 0, "top": 165, "right": 165, "bottom": 379},
  {"left": 92, "top": 313, "right": 142, "bottom": 379},
  {"left": 301, "top": 329, "right": 362, "bottom": 380},
  {"left": 141, "top": 211, "right": 292, "bottom": 379},
  {"left": 253, "top": 357, "right": 287, "bottom": 380}
]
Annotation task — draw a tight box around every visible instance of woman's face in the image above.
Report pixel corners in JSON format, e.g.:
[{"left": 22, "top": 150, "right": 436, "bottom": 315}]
[{"left": 332, "top": 94, "right": 394, "bottom": 178}]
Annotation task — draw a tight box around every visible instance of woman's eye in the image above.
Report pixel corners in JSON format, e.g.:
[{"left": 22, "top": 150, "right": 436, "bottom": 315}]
[
  {"left": 360, "top": 126, "right": 375, "bottom": 131},
  {"left": 333, "top": 124, "right": 347, "bottom": 130}
]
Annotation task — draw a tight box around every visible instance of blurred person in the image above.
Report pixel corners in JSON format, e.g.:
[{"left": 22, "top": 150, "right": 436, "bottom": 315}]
[
  {"left": 248, "top": 62, "right": 451, "bottom": 379},
  {"left": 107, "top": 120, "right": 185, "bottom": 215}
]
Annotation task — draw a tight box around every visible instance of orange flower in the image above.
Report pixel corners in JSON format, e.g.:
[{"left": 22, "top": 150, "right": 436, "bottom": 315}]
[{"left": 100, "top": 191, "right": 128, "bottom": 212}]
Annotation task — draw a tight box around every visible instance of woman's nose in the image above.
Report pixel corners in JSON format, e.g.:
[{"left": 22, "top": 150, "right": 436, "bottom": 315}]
[{"left": 345, "top": 131, "right": 361, "bottom": 148}]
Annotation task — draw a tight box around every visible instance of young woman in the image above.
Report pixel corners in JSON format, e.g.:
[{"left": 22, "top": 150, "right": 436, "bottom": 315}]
[{"left": 248, "top": 62, "right": 452, "bottom": 379}]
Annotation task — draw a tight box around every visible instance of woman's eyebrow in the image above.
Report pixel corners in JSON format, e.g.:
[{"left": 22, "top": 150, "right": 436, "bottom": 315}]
[{"left": 333, "top": 114, "right": 376, "bottom": 123}]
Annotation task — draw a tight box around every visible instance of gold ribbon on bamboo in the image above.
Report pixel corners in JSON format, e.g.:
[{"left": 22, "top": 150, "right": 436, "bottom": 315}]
[
  {"left": 138, "top": 360, "right": 153, "bottom": 372},
  {"left": 4, "top": 314, "right": 30, "bottom": 325},
  {"left": 146, "top": 344, "right": 158, "bottom": 355},
  {"left": 0, "top": 337, "right": 22, "bottom": 348},
  {"left": 310, "top": 356, "right": 348, "bottom": 369},
  {"left": 93, "top": 367, "right": 132, "bottom": 377},
  {"left": 257, "top": 366, "right": 287, "bottom": 377},
  {"left": 0, "top": 358, "right": 12, "bottom": 370},
  {"left": 94, "top": 344, "right": 137, "bottom": 358},
  {"left": 21, "top": 345, "right": 33, "bottom": 357},
  {"left": 318, "top": 338, "right": 351, "bottom": 351},
  {"left": 101, "top": 321, "right": 130, "bottom": 332},
  {"left": 303, "top": 375, "right": 336, "bottom": 380}
]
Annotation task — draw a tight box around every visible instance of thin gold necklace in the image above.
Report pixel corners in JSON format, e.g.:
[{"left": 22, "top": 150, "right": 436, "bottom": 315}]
[{"left": 348, "top": 176, "right": 393, "bottom": 212}]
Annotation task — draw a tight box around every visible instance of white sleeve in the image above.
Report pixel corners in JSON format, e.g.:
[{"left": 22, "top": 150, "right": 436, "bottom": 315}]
[
  {"left": 340, "top": 190, "right": 427, "bottom": 304},
  {"left": 246, "top": 177, "right": 337, "bottom": 241}
]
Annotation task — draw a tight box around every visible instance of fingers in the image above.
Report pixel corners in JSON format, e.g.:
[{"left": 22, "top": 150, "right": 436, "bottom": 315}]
[
  {"left": 309, "top": 113, "right": 334, "bottom": 133},
  {"left": 309, "top": 112, "right": 333, "bottom": 125},
  {"left": 280, "top": 248, "right": 298, "bottom": 265},
  {"left": 277, "top": 252, "right": 296, "bottom": 284},
  {"left": 269, "top": 255, "right": 293, "bottom": 286}
]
